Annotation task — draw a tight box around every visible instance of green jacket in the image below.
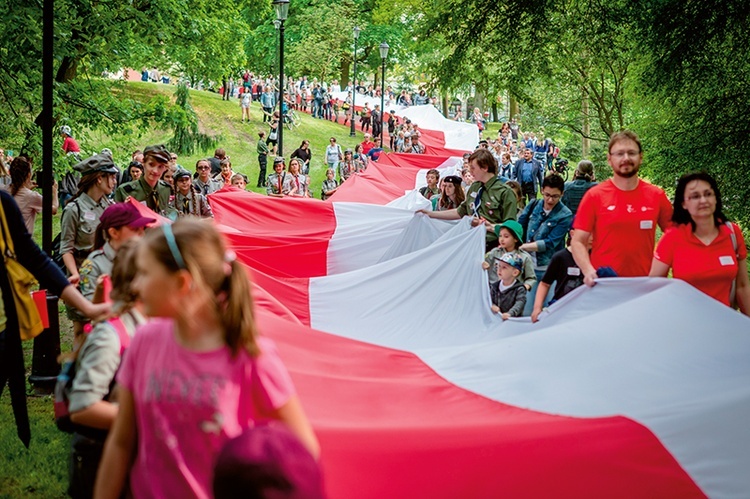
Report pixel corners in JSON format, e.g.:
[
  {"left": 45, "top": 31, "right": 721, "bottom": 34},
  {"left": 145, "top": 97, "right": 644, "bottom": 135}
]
[
  {"left": 457, "top": 176, "right": 518, "bottom": 244},
  {"left": 115, "top": 177, "right": 176, "bottom": 218}
]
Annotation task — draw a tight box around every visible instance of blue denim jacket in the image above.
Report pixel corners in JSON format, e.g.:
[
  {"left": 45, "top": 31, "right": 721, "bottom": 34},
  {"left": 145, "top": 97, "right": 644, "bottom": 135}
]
[{"left": 518, "top": 199, "right": 573, "bottom": 269}]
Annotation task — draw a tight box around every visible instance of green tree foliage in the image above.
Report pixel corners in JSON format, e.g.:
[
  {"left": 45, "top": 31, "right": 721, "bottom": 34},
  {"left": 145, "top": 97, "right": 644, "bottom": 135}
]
[
  {"left": 0, "top": 0, "right": 249, "bottom": 158},
  {"left": 633, "top": 0, "right": 750, "bottom": 231},
  {"left": 167, "top": 83, "right": 219, "bottom": 155}
]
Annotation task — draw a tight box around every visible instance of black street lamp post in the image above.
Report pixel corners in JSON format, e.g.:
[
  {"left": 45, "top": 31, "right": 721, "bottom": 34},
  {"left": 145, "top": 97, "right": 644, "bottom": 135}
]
[
  {"left": 350, "top": 26, "right": 360, "bottom": 137},
  {"left": 379, "top": 42, "right": 389, "bottom": 147},
  {"left": 272, "top": 0, "right": 289, "bottom": 156}
]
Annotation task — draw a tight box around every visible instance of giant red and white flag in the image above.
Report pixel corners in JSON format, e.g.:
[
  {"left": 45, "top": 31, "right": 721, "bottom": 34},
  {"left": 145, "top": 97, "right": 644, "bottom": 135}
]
[{"left": 209, "top": 188, "right": 750, "bottom": 498}]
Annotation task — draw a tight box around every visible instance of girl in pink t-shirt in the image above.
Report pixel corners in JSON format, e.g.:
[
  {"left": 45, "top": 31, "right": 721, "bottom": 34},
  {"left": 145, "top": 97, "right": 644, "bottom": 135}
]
[{"left": 95, "top": 219, "right": 319, "bottom": 499}]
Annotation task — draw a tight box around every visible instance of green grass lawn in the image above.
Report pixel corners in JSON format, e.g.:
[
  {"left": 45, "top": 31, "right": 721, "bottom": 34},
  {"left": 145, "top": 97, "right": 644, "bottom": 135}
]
[{"left": 92, "top": 81, "right": 367, "bottom": 196}]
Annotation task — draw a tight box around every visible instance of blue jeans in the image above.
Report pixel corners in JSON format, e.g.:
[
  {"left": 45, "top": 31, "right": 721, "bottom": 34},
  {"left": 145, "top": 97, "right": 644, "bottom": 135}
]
[{"left": 523, "top": 269, "right": 555, "bottom": 316}]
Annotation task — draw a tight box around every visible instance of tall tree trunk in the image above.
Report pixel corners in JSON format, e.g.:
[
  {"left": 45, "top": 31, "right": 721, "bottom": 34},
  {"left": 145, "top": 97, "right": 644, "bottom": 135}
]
[
  {"left": 442, "top": 94, "right": 449, "bottom": 117},
  {"left": 509, "top": 94, "right": 519, "bottom": 120},
  {"left": 582, "top": 87, "right": 590, "bottom": 158},
  {"left": 341, "top": 60, "right": 351, "bottom": 87},
  {"left": 491, "top": 101, "right": 498, "bottom": 122}
]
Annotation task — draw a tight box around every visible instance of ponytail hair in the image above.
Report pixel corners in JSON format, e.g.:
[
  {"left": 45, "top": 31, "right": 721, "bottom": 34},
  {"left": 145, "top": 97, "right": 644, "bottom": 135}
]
[
  {"left": 93, "top": 223, "right": 109, "bottom": 250},
  {"left": 141, "top": 219, "right": 259, "bottom": 357},
  {"left": 9, "top": 156, "right": 32, "bottom": 196},
  {"left": 109, "top": 240, "right": 140, "bottom": 315}
]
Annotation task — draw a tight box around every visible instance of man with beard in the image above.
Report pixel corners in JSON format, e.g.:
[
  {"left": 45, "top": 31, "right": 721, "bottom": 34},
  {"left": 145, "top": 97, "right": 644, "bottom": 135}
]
[{"left": 571, "top": 130, "right": 672, "bottom": 285}]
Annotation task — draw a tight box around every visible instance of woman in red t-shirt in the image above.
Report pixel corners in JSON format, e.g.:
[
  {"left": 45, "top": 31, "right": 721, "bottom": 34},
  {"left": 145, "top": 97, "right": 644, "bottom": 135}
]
[{"left": 650, "top": 172, "right": 749, "bottom": 315}]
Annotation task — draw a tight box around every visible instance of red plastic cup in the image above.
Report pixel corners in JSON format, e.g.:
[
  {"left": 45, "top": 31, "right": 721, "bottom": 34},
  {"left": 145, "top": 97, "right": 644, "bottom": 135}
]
[{"left": 32, "top": 290, "right": 49, "bottom": 328}]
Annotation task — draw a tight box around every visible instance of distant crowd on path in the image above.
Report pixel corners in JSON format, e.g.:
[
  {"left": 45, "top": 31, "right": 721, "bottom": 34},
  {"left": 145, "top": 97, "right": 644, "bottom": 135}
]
[{"left": 421, "top": 129, "right": 749, "bottom": 322}]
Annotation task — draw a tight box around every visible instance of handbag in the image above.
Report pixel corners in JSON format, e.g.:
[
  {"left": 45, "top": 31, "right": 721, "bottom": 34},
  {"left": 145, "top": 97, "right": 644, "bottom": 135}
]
[
  {"left": 268, "top": 129, "right": 278, "bottom": 141},
  {"left": 0, "top": 199, "right": 44, "bottom": 340}
]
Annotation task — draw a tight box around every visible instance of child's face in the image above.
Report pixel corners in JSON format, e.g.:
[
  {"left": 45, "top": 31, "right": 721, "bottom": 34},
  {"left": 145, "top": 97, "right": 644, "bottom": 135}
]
[
  {"left": 326, "top": 170, "right": 334, "bottom": 180},
  {"left": 497, "top": 261, "right": 520, "bottom": 283},
  {"left": 133, "top": 245, "right": 180, "bottom": 318},
  {"left": 176, "top": 177, "right": 192, "bottom": 194},
  {"left": 498, "top": 228, "right": 518, "bottom": 251}
]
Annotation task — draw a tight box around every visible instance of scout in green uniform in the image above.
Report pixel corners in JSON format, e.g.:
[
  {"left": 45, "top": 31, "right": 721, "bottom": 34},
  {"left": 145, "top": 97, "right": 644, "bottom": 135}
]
[
  {"left": 266, "top": 157, "right": 287, "bottom": 198},
  {"left": 78, "top": 203, "right": 155, "bottom": 303},
  {"left": 192, "top": 158, "right": 224, "bottom": 195},
  {"left": 60, "top": 153, "right": 117, "bottom": 341},
  {"left": 423, "top": 148, "right": 518, "bottom": 251},
  {"left": 173, "top": 168, "right": 213, "bottom": 218},
  {"left": 257, "top": 131, "right": 271, "bottom": 187},
  {"left": 114, "top": 144, "right": 177, "bottom": 219}
]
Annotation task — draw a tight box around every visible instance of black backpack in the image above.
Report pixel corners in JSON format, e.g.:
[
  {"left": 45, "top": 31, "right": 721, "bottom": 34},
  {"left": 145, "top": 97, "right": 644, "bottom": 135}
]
[{"left": 49, "top": 198, "right": 80, "bottom": 271}]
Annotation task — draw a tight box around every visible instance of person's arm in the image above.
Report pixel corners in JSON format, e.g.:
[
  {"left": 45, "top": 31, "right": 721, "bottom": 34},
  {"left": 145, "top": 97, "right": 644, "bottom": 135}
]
[
  {"left": 93, "top": 387, "right": 137, "bottom": 499},
  {"left": 69, "top": 325, "right": 121, "bottom": 428},
  {"left": 736, "top": 259, "right": 750, "bottom": 317},
  {"left": 113, "top": 186, "right": 125, "bottom": 203},
  {"left": 51, "top": 180, "right": 59, "bottom": 214},
  {"left": 648, "top": 258, "right": 670, "bottom": 277},
  {"left": 521, "top": 253, "right": 536, "bottom": 290},
  {"left": 504, "top": 287, "right": 527, "bottom": 319},
  {"left": 570, "top": 229, "right": 597, "bottom": 286},
  {"left": 521, "top": 214, "right": 571, "bottom": 255},
  {"left": 60, "top": 285, "right": 111, "bottom": 320},
  {"left": 264, "top": 395, "right": 320, "bottom": 459},
  {"left": 421, "top": 208, "right": 460, "bottom": 220},
  {"left": 531, "top": 282, "right": 552, "bottom": 323}
]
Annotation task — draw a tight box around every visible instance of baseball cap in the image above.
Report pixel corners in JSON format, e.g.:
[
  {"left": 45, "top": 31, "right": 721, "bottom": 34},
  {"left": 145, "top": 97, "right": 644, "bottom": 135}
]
[
  {"left": 498, "top": 252, "right": 523, "bottom": 272},
  {"left": 213, "top": 424, "right": 323, "bottom": 499},
  {"left": 494, "top": 220, "right": 524, "bottom": 243},
  {"left": 73, "top": 153, "right": 119, "bottom": 176},
  {"left": 273, "top": 156, "right": 285, "bottom": 165},
  {"left": 98, "top": 203, "right": 155, "bottom": 230}
]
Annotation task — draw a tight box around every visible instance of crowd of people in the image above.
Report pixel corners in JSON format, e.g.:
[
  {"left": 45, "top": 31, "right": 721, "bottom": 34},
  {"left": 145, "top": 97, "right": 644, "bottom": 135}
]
[
  {"left": 0, "top": 142, "right": 324, "bottom": 497},
  {"left": 0, "top": 91, "right": 747, "bottom": 498},
  {"left": 421, "top": 130, "right": 749, "bottom": 323}
]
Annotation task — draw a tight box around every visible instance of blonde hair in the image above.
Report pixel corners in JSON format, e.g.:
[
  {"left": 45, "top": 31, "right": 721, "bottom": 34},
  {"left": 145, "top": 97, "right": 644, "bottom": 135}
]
[{"left": 141, "top": 219, "right": 259, "bottom": 356}]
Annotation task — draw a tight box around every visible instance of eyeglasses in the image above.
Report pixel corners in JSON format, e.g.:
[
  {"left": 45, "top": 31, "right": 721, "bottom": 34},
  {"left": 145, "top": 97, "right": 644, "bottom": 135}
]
[
  {"left": 542, "top": 192, "right": 561, "bottom": 200},
  {"left": 610, "top": 150, "right": 640, "bottom": 158},
  {"left": 197, "top": 166, "right": 210, "bottom": 171},
  {"left": 686, "top": 192, "right": 715, "bottom": 202}
]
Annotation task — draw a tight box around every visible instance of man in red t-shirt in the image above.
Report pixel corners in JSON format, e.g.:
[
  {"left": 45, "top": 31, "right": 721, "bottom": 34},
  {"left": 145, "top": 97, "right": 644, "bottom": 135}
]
[
  {"left": 571, "top": 130, "right": 673, "bottom": 286},
  {"left": 59, "top": 125, "right": 81, "bottom": 155},
  {"left": 360, "top": 134, "right": 375, "bottom": 155}
]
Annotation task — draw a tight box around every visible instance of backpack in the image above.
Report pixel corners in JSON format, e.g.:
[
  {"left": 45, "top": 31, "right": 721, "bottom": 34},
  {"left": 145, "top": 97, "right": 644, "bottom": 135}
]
[
  {"left": 49, "top": 198, "right": 80, "bottom": 271},
  {"left": 54, "top": 316, "right": 131, "bottom": 436}
]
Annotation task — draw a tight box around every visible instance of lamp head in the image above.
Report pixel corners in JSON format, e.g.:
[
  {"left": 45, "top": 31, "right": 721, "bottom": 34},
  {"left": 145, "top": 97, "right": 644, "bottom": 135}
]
[
  {"left": 272, "top": 0, "right": 289, "bottom": 21},
  {"left": 379, "top": 41, "right": 389, "bottom": 59}
]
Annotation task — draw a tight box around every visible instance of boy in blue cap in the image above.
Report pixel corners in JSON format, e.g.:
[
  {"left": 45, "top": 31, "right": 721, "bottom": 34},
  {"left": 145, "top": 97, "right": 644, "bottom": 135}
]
[{"left": 491, "top": 253, "right": 527, "bottom": 320}]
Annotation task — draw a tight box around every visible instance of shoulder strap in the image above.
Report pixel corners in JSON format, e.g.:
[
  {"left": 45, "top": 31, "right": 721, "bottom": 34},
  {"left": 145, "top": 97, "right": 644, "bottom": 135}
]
[
  {"left": 0, "top": 197, "right": 11, "bottom": 257},
  {"left": 726, "top": 221, "right": 739, "bottom": 258},
  {"left": 108, "top": 316, "right": 131, "bottom": 355}
]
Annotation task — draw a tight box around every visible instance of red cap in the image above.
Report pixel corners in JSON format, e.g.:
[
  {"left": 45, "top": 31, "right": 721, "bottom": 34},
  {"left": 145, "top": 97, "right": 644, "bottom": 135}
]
[{"left": 99, "top": 202, "right": 155, "bottom": 230}]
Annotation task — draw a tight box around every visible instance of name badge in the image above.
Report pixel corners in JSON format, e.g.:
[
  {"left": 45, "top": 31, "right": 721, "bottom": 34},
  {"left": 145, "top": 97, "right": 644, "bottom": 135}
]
[
  {"left": 83, "top": 211, "right": 96, "bottom": 221},
  {"left": 567, "top": 267, "right": 581, "bottom": 276},
  {"left": 719, "top": 256, "right": 734, "bottom": 266},
  {"left": 640, "top": 220, "right": 653, "bottom": 229}
]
